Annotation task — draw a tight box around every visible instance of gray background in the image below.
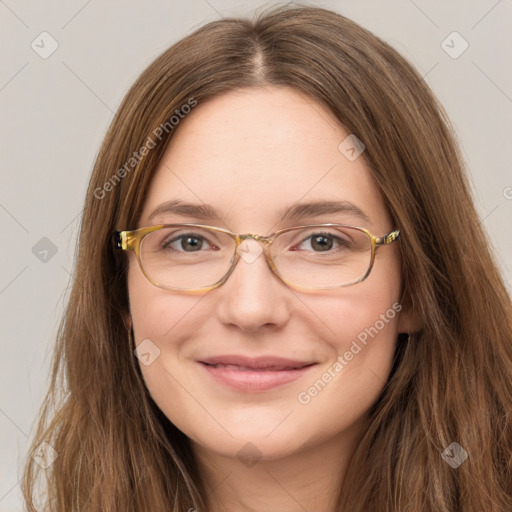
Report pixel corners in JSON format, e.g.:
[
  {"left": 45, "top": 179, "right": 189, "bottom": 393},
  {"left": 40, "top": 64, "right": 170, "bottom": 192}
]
[{"left": 1, "top": 1, "right": 511, "bottom": 510}]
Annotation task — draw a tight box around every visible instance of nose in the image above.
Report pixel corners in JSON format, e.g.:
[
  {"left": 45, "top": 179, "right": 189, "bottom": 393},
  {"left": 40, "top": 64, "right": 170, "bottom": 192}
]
[{"left": 213, "top": 238, "right": 291, "bottom": 333}]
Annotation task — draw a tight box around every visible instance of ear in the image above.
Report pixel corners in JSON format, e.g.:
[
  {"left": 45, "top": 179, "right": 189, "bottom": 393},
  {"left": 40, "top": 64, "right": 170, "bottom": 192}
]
[
  {"left": 396, "top": 304, "right": 422, "bottom": 334},
  {"left": 122, "top": 310, "right": 132, "bottom": 332}
]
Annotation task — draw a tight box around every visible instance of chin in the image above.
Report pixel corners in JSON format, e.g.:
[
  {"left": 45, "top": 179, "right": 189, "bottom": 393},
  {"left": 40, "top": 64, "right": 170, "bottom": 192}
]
[
  {"left": 198, "top": 436, "right": 304, "bottom": 464},
  {"left": 187, "top": 418, "right": 315, "bottom": 463}
]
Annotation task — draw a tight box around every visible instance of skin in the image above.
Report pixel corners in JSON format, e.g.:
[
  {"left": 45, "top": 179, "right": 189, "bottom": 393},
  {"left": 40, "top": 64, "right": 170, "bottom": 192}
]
[{"left": 126, "top": 86, "right": 418, "bottom": 512}]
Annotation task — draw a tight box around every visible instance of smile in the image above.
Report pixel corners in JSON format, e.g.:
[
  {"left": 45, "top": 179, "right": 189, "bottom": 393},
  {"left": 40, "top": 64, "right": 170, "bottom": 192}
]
[{"left": 198, "top": 358, "right": 317, "bottom": 392}]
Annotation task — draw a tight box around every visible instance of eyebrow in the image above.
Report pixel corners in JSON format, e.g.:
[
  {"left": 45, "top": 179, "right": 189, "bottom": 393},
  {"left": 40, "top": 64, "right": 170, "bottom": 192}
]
[{"left": 148, "top": 199, "right": 372, "bottom": 226}]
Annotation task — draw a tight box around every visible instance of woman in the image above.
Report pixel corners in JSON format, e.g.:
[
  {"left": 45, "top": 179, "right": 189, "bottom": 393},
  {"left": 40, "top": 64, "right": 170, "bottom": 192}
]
[{"left": 22, "top": 5, "right": 512, "bottom": 511}]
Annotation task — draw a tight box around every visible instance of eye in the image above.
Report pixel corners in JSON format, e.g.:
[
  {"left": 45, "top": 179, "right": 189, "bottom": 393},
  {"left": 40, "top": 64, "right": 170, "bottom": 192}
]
[
  {"left": 162, "top": 232, "right": 216, "bottom": 252},
  {"left": 294, "top": 231, "right": 352, "bottom": 252}
]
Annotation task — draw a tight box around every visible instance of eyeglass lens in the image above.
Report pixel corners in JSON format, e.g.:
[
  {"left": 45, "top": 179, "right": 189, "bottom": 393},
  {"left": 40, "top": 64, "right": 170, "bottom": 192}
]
[{"left": 138, "top": 225, "right": 372, "bottom": 290}]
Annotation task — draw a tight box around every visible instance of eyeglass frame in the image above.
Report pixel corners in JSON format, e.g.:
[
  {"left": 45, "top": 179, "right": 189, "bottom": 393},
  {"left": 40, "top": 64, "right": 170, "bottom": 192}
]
[{"left": 113, "top": 223, "right": 400, "bottom": 294}]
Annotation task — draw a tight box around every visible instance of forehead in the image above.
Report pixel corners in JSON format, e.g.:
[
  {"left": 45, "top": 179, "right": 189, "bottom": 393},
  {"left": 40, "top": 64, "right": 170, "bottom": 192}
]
[{"left": 139, "top": 86, "right": 391, "bottom": 232}]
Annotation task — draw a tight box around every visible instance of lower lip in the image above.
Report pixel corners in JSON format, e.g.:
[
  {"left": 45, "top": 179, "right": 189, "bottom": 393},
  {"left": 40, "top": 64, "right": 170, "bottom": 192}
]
[{"left": 198, "top": 362, "right": 316, "bottom": 392}]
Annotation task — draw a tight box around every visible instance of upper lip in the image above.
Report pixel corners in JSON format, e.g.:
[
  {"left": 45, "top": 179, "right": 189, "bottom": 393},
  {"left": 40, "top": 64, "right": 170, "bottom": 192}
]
[{"left": 199, "top": 355, "right": 316, "bottom": 370}]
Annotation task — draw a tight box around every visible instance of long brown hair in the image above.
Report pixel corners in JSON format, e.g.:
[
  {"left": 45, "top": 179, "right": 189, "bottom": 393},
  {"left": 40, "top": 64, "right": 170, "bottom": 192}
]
[{"left": 22, "top": 4, "right": 512, "bottom": 511}]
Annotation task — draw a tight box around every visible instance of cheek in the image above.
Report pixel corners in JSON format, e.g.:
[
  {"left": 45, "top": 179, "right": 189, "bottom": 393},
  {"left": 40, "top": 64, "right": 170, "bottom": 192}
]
[
  {"left": 295, "top": 265, "right": 403, "bottom": 419},
  {"left": 330, "top": 298, "right": 400, "bottom": 377},
  {"left": 127, "top": 255, "right": 198, "bottom": 340},
  {"left": 303, "top": 259, "right": 402, "bottom": 351},
  {"left": 126, "top": 258, "right": 212, "bottom": 420}
]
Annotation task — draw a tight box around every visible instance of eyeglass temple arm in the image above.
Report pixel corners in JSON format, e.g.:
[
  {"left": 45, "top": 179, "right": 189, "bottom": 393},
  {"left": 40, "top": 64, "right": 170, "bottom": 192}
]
[
  {"left": 375, "top": 230, "right": 400, "bottom": 246},
  {"left": 113, "top": 230, "right": 132, "bottom": 251}
]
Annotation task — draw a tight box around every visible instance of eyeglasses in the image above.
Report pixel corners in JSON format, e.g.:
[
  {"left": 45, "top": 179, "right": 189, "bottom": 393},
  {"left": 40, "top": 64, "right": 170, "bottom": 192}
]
[{"left": 113, "top": 223, "right": 400, "bottom": 293}]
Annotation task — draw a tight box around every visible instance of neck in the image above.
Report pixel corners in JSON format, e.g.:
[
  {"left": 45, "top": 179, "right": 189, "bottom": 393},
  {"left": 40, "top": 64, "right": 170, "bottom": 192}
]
[{"left": 190, "top": 417, "right": 366, "bottom": 512}]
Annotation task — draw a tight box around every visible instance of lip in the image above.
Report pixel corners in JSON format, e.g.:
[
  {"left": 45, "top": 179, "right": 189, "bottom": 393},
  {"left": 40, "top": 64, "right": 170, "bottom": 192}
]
[{"left": 197, "top": 355, "right": 317, "bottom": 392}]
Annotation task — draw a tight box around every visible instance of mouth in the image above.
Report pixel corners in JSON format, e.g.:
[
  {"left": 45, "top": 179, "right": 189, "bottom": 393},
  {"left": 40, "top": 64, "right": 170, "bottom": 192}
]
[
  {"left": 203, "top": 363, "right": 312, "bottom": 371},
  {"left": 197, "top": 355, "right": 317, "bottom": 392}
]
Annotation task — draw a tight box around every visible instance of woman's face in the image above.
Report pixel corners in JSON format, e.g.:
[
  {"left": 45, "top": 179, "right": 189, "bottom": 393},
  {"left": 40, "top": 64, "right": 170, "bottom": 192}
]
[{"left": 127, "top": 86, "right": 415, "bottom": 462}]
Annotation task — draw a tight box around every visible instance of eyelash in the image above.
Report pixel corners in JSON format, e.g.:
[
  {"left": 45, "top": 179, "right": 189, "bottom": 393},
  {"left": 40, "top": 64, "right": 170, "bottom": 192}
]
[{"left": 161, "top": 231, "right": 351, "bottom": 253}]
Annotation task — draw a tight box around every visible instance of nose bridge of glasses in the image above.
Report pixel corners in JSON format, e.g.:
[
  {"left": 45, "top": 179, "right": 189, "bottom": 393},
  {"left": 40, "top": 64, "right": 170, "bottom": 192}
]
[
  {"left": 228, "top": 232, "right": 280, "bottom": 286},
  {"left": 238, "top": 233, "right": 273, "bottom": 245},
  {"left": 233, "top": 233, "right": 275, "bottom": 268}
]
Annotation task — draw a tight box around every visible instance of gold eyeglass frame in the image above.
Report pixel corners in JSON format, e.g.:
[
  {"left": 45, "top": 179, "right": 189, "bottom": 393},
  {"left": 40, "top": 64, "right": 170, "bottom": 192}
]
[{"left": 113, "top": 223, "right": 400, "bottom": 294}]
